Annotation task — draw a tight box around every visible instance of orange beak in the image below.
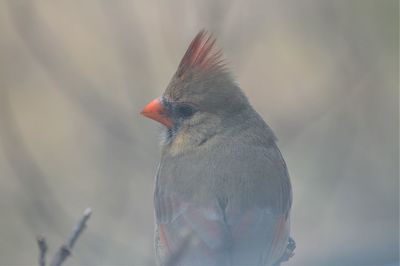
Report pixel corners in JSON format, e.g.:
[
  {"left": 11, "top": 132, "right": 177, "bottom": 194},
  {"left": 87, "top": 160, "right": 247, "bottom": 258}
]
[{"left": 141, "top": 97, "right": 173, "bottom": 128}]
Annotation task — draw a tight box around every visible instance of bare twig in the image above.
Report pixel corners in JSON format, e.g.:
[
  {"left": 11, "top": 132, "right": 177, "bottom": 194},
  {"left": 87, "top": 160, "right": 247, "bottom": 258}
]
[
  {"left": 36, "top": 236, "right": 48, "bottom": 266},
  {"left": 48, "top": 208, "right": 92, "bottom": 266}
]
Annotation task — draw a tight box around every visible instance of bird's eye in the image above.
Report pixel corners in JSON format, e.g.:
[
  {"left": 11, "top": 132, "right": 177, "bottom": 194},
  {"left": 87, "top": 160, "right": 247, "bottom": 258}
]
[{"left": 176, "top": 104, "right": 196, "bottom": 118}]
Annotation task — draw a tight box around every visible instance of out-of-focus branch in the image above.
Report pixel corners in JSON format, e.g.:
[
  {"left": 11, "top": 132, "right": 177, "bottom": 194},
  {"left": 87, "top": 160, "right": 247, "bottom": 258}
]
[
  {"left": 37, "top": 208, "right": 92, "bottom": 266},
  {"left": 99, "top": 0, "right": 154, "bottom": 105},
  {"left": 37, "top": 236, "right": 47, "bottom": 266},
  {"left": 6, "top": 1, "right": 137, "bottom": 143},
  {"left": 0, "top": 89, "right": 68, "bottom": 233}
]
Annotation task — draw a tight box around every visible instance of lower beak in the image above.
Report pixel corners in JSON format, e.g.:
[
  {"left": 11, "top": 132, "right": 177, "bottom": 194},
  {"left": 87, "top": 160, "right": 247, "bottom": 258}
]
[{"left": 141, "top": 97, "right": 173, "bottom": 128}]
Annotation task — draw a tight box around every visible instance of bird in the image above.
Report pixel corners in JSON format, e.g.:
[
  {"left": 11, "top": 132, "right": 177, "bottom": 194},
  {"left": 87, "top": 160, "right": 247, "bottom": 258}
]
[{"left": 141, "top": 30, "right": 295, "bottom": 266}]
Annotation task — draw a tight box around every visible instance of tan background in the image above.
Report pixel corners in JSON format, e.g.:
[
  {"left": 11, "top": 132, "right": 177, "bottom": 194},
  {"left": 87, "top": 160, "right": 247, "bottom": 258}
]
[{"left": 0, "top": 0, "right": 398, "bottom": 265}]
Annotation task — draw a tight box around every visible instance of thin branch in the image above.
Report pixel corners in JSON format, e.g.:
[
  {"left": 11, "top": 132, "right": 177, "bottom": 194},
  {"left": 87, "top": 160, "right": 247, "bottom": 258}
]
[
  {"left": 49, "top": 208, "right": 92, "bottom": 266},
  {"left": 36, "top": 236, "right": 48, "bottom": 266}
]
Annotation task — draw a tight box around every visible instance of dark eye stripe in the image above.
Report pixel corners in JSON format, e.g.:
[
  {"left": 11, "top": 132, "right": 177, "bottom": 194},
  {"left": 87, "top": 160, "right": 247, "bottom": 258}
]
[{"left": 177, "top": 104, "right": 195, "bottom": 118}]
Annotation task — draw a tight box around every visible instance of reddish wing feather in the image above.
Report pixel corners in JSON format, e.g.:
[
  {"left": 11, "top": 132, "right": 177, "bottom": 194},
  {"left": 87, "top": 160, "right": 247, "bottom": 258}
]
[
  {"left": 159, "top": 224, "right": 170, "bottom": 251},
  {"left": 176, "top": 30, "right": 224, "bottom": 78}
]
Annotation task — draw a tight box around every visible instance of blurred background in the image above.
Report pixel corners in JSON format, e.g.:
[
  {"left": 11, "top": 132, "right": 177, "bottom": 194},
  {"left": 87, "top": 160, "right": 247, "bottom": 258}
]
[{"left": 0, "top": 0, "right": 398, "bottom": 265}]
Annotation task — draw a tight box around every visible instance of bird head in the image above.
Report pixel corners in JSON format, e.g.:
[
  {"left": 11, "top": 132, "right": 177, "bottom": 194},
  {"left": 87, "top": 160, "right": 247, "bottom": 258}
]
[{"left": 141, "top": 30, "right": 249, "bottom": 144}]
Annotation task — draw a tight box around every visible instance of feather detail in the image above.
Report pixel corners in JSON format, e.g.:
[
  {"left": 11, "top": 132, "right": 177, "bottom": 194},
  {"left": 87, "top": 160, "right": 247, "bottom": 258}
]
[{"left": 176, "top": 30, "right": 224, "bottom": 78}]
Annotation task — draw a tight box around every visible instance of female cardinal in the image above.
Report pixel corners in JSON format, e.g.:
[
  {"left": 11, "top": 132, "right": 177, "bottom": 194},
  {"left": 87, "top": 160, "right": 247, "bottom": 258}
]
[{"left": 141, "top": 30, "right": 295, "bottom": 266}]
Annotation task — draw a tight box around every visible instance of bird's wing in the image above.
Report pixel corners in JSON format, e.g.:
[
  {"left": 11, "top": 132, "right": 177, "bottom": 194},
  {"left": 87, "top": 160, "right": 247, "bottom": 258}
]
[
  {"left": 155, "top": 189, "right": 291, "bottom": 266},
  {"left": 155, "top": 196, "right": 231, "bottom": 266},
  {"left": 225, "top": 201, "right": 291, "bottom": 266},
  {"left": 155, "top": 143, "right": 292, "bottom": 266}
]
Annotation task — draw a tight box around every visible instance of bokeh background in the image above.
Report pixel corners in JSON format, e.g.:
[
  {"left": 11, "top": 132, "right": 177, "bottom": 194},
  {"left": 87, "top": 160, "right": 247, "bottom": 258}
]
[{"left": 0, "top": 0, "right": 398, "bottom": 265}]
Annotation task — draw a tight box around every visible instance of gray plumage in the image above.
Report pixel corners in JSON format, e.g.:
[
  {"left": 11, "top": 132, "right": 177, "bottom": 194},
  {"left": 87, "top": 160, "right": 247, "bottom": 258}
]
[{"left": 143, "top": 31, "right": 294, "bottom": 266}]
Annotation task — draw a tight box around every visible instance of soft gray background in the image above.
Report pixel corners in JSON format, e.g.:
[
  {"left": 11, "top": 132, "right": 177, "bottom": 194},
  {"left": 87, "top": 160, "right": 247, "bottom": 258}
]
[{"left": 0, "top": 1, "right": 398, "bottom": 265}]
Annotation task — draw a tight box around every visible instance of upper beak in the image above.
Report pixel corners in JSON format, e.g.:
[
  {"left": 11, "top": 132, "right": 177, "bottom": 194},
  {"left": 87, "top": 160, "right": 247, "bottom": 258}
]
[{"left": 141, "top": 97, "right": 173, "bottom": 128}]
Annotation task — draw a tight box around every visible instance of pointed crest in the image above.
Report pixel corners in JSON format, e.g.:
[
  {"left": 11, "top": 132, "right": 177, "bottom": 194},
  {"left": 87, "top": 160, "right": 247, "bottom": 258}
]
[{"left": 175, "top": 30, "right": 224, "bottom": 78}]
